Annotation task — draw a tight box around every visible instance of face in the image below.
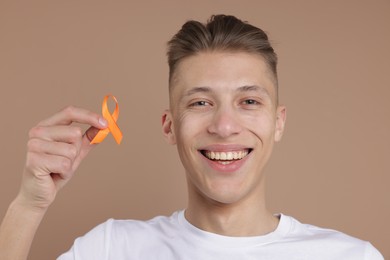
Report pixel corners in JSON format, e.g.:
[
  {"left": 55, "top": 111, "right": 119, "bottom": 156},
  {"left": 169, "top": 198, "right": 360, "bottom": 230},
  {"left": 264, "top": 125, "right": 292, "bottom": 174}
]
[{"left": 162, "top": 51, "right": 286, "bottom": 205}]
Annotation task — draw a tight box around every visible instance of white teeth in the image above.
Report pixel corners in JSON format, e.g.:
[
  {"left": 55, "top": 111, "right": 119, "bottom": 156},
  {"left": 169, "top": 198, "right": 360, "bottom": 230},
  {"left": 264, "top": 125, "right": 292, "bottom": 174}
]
[
  {"left": 226, "top": 152, "right": 233, "bottom": 160},
  {"left": 219, "top": 161, "right": 233, "bottom": 165},
  {"left": 204, "top": 150, "right": 249, "bottom": 161}
]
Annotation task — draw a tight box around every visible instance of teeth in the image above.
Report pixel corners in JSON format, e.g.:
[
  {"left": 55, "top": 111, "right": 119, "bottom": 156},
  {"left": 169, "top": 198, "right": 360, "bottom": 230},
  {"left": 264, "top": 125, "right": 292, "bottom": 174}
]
[
  {"left": 204, "top": 150, "right": 249, "bottom": 161},
  {"left": 220, "top": 161, "right": 233, "bottom": 165}
]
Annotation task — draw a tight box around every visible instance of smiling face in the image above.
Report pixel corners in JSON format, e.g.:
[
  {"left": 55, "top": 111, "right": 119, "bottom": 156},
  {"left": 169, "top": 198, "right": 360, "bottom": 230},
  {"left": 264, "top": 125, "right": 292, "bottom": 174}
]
[{"left": 162, "top": 51, "right": 286, "bottom": 206}]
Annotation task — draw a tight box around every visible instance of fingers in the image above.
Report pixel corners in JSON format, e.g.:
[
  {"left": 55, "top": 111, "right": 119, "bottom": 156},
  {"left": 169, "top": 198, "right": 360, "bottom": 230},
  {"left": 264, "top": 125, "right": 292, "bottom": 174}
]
[
  {"left": 25, "top": 151, "right": 77, "bottom": 195},
  {"left": 26, "top": 152, "right": 74, "bottom": 180},
  {"left": 38, "top": 106, "right": 107, "bottom": 129},
  {"left": 26, "top": 106, "right": 105, "bottom": 179},
  {"left": 29, "top": 125, "right": 84, "bottom": 143},
  {"left": 27, "top": 121, "right": 98, "bottom": 177},
  {"left": 20, "top": 105, "right": 109, "bottom": 209},
  {"left": 27, "top": 138, "right": 80, "bottom": 162},
  {"left": 28, "top": 106, "right": 107, "bottom": 170},
  {"left": 27, "top": 128, "right": 83, "bottom": 178},
  {"left": 28, "top": 106, "right": 107, "bottom": 163}
]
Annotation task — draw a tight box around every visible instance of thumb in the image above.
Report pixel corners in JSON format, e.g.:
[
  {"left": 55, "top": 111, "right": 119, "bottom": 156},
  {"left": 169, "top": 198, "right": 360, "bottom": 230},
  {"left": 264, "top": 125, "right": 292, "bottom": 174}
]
[
  {"left": 77, "top": 126, "right": 101, "bottom": 163},
  {"left": 85, "top": 126, "right": 100, "bottom": 144}
]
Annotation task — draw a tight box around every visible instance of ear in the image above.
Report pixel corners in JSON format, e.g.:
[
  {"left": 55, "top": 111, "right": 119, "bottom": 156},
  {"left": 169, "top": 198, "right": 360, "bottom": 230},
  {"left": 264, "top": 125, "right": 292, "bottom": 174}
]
[
  {"left": 162, "top": 110, "right": 176, "bottom": 145},
  {"left": 274, "top": 105, "right": 287, "bottom": 142}
]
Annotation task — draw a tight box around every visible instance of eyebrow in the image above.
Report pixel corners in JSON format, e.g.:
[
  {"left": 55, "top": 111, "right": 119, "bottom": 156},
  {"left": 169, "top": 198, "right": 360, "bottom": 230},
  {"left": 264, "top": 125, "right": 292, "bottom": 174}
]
[
  {"left": 184, "top": 86, "right": 212, "bottom": 97},
  {"left": 184, "top": 85, "right": 270, "bottom": 97},
  {"left": 237, "top": 85, "right": 271, "bottom": 98}
]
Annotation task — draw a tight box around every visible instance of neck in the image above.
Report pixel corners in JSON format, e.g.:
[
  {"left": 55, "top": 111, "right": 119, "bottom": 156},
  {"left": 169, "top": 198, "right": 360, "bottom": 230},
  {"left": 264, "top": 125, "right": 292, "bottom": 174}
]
[{"left": 185, "top": 185, "right": 279, "bottom": 237}]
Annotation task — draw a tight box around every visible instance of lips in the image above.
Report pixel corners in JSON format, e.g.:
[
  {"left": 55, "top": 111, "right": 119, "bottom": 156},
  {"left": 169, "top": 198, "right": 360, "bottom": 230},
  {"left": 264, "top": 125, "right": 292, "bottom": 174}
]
[
  {"left": 200, "top": 147, "right": 252, "bottom": 165},
  {"left": 201, "top": 149, "right": 250, "bottom": 160}
]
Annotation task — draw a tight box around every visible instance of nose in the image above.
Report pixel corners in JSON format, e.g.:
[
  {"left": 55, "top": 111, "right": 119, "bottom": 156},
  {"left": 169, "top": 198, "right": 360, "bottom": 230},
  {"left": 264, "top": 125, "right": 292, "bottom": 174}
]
[{"left": 207, "top": 106, "right": 242, "bottom": 138}]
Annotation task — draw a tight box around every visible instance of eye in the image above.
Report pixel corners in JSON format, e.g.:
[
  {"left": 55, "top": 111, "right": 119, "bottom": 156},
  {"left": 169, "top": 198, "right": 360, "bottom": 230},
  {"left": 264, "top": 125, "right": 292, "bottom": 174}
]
[
  {"left": 239, "top": 98, "right": 263, "bottom": 110},
  {"left": 190, "top": 100, "right": 210, "bottom": 107},
  {"left": 242, "top": 99, "right": 260, "bottom": 105}
]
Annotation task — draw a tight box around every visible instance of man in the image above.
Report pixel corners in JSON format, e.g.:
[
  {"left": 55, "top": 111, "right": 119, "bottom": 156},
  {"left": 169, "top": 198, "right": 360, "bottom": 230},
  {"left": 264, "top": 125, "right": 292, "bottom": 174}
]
[{"left": 0, "top": 15, "right": 383, "bottom": 259}]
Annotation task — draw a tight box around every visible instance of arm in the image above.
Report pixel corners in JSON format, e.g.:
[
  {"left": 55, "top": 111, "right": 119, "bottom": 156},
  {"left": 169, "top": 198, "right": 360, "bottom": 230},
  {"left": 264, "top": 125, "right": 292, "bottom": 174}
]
[
  {"left": 0, "top": 198, "right": 46, "bottom": 260},
  {"left": 0, "top": 106, "right": 107, "bottom": 260}
]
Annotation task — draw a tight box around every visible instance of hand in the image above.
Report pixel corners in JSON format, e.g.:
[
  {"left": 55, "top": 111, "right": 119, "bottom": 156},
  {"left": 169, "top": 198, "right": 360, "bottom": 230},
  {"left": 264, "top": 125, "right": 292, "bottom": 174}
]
[{"left": 16, "top": 106, "right": 108, "bottom": 211}]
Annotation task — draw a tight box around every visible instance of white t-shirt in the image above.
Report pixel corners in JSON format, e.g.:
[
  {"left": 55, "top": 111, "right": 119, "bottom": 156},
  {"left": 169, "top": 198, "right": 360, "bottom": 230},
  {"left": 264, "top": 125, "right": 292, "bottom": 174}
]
[{"left": 58, "top": 210, "right": 383, "bottom": 259}]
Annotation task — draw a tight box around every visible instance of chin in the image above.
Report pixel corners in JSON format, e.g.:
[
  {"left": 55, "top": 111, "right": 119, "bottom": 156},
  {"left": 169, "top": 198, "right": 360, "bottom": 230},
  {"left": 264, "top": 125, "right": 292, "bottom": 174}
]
[{"left": 200, "top": 184, "right": 250, "bottom": 206}]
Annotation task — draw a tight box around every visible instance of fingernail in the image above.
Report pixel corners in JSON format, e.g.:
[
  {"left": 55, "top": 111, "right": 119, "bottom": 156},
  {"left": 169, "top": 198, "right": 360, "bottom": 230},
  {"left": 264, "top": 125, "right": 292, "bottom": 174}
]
[{"left": 99, "top": 117, "right": 108, "bottom": 127}]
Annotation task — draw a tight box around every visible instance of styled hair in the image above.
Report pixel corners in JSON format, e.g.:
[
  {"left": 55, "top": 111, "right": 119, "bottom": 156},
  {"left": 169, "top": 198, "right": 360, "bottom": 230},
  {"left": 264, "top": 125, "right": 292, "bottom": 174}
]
[{"left": 167, "top": 14, "right": 278, "bottom": 88}]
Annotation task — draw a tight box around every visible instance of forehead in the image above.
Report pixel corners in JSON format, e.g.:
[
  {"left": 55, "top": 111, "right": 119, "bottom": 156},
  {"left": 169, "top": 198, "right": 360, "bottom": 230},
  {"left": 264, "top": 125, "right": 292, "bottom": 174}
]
[{"left": 170, "top": 51, "right": 277, "bottom": 101}]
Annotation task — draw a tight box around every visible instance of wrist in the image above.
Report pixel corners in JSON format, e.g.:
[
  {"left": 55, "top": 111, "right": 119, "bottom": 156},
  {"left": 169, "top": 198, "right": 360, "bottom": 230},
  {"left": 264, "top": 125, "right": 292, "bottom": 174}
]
[{"left": 11, "top": 194, "right": 50, "bottom": 216}]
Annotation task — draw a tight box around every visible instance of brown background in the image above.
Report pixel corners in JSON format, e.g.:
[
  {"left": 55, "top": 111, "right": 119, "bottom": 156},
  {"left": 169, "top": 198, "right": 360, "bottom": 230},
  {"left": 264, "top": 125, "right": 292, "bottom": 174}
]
[{"left": 0, "top": 0, "right": 389, "bottom": 259}]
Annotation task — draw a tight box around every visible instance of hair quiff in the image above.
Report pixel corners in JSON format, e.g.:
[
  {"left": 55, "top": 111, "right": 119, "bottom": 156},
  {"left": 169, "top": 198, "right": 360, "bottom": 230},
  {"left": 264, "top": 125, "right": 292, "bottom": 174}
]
[{"left": 167, "top": 14, "right": 278, "bottom": 88}]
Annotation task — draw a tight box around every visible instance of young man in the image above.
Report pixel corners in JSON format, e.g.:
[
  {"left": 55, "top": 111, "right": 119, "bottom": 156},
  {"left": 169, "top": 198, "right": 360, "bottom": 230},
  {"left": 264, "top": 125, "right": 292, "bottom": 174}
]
[{"left": 0, "top": 15, "right": 383, "bottom": 259}]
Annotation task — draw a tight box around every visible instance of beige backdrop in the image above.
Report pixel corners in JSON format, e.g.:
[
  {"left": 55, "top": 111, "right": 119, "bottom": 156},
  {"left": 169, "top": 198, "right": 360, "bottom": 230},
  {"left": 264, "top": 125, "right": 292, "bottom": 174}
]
[{"left": 0, "top": 1, "right": 389, "bottom": 259}]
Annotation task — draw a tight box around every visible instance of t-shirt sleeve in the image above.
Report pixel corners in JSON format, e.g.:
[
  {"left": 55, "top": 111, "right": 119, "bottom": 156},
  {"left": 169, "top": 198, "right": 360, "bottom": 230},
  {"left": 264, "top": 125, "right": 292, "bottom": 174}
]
[
  {"left": 57, "top": 219, "right": 114, "bottom": 260},
  {"left": 365, "top": 242, "right": 384, "bottom": 260}
]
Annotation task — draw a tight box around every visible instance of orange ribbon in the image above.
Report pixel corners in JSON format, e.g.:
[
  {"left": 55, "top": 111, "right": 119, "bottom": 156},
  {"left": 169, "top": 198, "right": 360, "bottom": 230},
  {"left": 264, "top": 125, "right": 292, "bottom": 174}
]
[{"left": 90, "top": 95, "right": 123, "bottom": 145}]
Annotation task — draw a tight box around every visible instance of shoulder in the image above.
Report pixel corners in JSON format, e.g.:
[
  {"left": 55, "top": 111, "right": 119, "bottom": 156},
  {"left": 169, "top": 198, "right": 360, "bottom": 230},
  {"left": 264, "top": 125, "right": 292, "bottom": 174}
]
[
  {"left": 286, "top": 215, "right": 367, "bottom": 245},
  {"left": 58, "top": 211, "right": 182, "bottom": 259},
  {"left": 281, "top": 215, "right": 383, "bottom": 259}
]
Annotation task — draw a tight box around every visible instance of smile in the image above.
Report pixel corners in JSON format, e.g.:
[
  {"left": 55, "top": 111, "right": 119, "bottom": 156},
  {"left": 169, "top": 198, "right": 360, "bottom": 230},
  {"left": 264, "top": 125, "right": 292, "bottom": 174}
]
[{"left": 200, "top": 149, "right": 252, "bottom": 165}]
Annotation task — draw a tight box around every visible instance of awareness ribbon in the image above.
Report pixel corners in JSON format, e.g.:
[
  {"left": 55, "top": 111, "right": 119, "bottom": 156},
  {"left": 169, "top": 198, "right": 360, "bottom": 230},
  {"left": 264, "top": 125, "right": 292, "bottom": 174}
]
[{"left": 90, "top": 95, "right": 123, "bottom": 145}]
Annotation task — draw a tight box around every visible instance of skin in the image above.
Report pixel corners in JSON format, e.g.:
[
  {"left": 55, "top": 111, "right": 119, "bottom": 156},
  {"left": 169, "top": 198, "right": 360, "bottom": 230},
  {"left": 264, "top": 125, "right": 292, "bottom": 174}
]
[
  {"left": 0, "top": 50, "right": 286, "bottom": 259},
  {"left": 162, "top": 51, "right": 286, "bottom": 236},
  {"left": 0, "top": 106, "right": 107, "bottom": 260}
]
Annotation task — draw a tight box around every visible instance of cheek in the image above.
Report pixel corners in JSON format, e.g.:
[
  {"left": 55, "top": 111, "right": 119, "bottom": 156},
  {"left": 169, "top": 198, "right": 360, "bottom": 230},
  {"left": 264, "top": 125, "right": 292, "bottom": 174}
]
[
  {"left": 173, "top": 114, "right": 208, "bottom": 171},
  {"left": 243, "top": 112, "right": 276, "bottom": 138},
  {"left": 174, "top": 112, "right": 206, "bottom": 146}
]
